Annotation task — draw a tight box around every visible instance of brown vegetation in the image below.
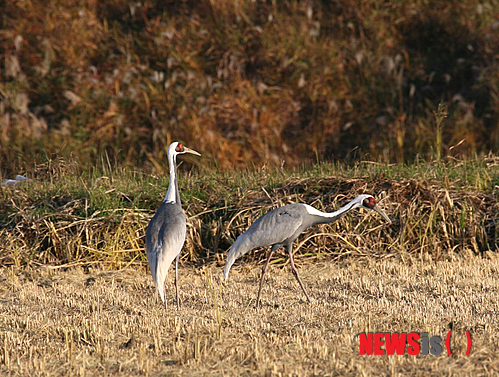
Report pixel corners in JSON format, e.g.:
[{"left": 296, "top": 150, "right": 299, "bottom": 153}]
[
  {"left": 2, "top": 160, "right": 498, "bottom": 268},
  {"left": 2, "top": 0, "right": 499, "bottom": 173}
]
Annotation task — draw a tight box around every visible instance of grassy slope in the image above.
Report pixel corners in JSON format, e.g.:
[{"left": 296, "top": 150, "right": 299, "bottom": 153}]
[{"left": 1, "top": 157, "right": 498, "bottom": 267}]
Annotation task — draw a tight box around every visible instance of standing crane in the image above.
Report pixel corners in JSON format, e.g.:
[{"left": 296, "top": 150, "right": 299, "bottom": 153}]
[
  {"left": 223, "top": 194, "right": 391, "bottom": 308},
  {"left": 146, "top": 142, "right": 201, "bottom": 307}
]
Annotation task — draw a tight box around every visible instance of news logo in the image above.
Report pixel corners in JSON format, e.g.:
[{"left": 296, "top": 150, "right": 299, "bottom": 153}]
[{"left": 359, "top": 331, "right": 471, "bottom": 356}]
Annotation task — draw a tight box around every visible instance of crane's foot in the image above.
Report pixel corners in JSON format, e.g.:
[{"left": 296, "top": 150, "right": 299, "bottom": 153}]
[
  {"left": 287, "top": 247, "right": 311, "bottom": 303},
  {"left": 255, "top": 284, "right": 264, "bottom": 309},
  {"left": 255, "top": 249, "right": 276, "bottom": 309},
  {"left": 290, "top": 263, "right": 311, "bottom": 303}
]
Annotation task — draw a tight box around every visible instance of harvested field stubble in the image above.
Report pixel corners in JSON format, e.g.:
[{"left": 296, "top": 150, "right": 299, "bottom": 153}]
[{"left": 1, "top": 255, "right": 498, "bottom": 376}]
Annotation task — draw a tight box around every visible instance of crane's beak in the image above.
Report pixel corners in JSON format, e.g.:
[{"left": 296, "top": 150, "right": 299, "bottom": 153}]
[
  {"left": 183, "top": 146, "right": 201, "bottom": 156},
  {"left": 374, "top": 206, "right": 392, "bottom": 224}
]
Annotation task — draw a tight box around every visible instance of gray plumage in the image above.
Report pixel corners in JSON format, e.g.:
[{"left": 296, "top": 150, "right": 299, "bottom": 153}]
[
  {"left": 145, "top": 142, "right": 200, "bottom": 306},
  {"left": 146, "top": 201, "right": 186, "bottom": 304},
  {"left": 223, "top": 194, "right": 391, "bottom": 307}
]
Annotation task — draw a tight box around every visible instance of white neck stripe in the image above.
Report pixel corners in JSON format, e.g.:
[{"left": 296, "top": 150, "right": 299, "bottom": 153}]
[
  {"left": 165, "top": 153, "right": 177, "bottom": 203},
  {"left": 303, "top": 201, "right": 358, "bottom": 218}
]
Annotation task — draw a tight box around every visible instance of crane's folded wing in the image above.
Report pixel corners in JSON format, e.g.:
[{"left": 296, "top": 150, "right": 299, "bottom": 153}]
[
  {"left": 146, "top": 202, "right": 187, "bottom": 302},
  {"left": 224, "top": 205, "right": 304, "bottom": 278}
]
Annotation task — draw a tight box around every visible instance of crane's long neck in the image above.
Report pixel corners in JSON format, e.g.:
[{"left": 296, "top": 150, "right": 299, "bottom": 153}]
[
  {"left": 164, "top": 154, "right": 181, "bottom": 205},
  {"left": 305, "top": 200, "right": 359, "bottom": 225}
]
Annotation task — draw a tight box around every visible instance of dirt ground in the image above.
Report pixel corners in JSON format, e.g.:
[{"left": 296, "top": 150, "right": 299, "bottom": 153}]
[{"left": 1, "top": 252, "right": 498, "bottom": 376}]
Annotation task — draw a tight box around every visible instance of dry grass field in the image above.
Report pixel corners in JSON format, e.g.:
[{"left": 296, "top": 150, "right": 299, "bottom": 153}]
[
  {"left": 1, "top": 253, "right": 498, "bottom": 376},
  {"left": 1, "top": 158, "right": 498, "bottom": 375}
]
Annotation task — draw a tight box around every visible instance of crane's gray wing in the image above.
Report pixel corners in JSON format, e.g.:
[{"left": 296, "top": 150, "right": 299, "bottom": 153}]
[
  {"left": 224, "top": 204, "right": 305, "bottom": 278},
  {"left": 146, "top": 202, "right": 187, "bottom": 302}
]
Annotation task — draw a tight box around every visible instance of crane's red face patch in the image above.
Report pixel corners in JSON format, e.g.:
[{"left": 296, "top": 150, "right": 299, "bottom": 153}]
[
  {"left": 363, "top": 196, "right": 376, "bottom": 209},
  {"left": 175, "top": 143, "right": 184, "bottom": 153}
]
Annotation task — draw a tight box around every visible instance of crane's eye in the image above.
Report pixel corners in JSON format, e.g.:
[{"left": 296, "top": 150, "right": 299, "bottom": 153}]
[
  {"left": 363, "top": 197, "right": 376, "bottom": 208},
  {"left": 175, "top": 143, "right": 184, "bottom": 152}
]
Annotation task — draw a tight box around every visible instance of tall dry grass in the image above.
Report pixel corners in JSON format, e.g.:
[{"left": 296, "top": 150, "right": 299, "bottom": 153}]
[
  {"left": 1, "top": 157, "right": 498, "bottom": 268},
  {"left": 1, "top": 0, "right": 499, "bottom": 173}
]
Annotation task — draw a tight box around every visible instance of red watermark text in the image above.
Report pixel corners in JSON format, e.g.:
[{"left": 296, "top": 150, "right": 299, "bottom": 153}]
[{"left": 359, "top": 331, "right": 471, "bottom": 356}]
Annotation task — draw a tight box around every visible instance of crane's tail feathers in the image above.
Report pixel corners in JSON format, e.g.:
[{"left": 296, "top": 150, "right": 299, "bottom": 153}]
[
  {"left": 223, "top": 255, "right": 235, "bottom": 279},
  {"left": 148, "top": 247, "right": 178, "bottom": 304},
  {"left": 155, "top": 275, "right": 166, "bottom": 303},
  {"left": 223, "top": 235, "right": 252, "bottom": 279},
  {"left": 156, "top": 283, "right": 166, "bottom": 303}
]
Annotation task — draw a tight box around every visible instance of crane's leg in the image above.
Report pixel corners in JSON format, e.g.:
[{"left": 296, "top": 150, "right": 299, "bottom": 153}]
[
  {"left": 175, "top": 254, "right": 180, "bottom": 309},
  {"left": 287, "top": 244, "right": 311, "bottom": 303},
  {"left": 256, "top": 245, "right": 278, "bottom": 309}
]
